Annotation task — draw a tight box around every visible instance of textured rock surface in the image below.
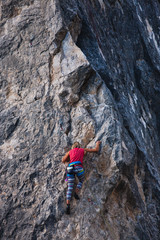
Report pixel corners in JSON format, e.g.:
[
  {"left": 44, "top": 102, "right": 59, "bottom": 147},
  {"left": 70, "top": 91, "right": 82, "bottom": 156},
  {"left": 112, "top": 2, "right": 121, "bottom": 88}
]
[{"left": 0, "top": 0, "right": 160, "bottom": 239}]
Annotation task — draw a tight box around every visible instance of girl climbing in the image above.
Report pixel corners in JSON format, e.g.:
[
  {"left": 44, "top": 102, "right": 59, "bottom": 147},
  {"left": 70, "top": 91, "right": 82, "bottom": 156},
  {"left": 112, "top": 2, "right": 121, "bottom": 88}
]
[{"left": 62, "top": 141, "right": 101, "bottom": 214}]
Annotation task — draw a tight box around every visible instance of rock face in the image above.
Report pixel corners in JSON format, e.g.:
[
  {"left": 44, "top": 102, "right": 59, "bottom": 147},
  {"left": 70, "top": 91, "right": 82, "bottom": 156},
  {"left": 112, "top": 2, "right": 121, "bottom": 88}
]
[{"left": 0, "top": 0, "right": 160, "bottom": 239}]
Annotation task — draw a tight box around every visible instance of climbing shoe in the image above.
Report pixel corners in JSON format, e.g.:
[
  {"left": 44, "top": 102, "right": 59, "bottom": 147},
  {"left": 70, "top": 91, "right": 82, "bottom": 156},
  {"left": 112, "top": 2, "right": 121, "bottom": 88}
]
[
  {"left": 74, "top": 193, "right": 80, "bottom": 200},
  {"left": 66, "top": 204, "right": 70, "bottom": 215}
]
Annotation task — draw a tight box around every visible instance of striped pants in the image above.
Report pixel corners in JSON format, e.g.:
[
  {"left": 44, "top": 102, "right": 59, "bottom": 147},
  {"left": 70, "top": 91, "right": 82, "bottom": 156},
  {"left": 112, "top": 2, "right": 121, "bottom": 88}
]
[{"left": 66, "top": 166, "right": 84, "bottom": 201}]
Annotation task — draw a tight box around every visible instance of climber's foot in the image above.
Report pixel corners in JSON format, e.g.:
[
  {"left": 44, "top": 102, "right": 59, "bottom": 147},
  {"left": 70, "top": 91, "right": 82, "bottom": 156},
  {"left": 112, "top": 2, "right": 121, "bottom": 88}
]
[
  {"left": 66, "top": 204, "right": 70, "bottom": 215},
  {"left": 74, "top": 192, "right": 80, "bottom": 200}
]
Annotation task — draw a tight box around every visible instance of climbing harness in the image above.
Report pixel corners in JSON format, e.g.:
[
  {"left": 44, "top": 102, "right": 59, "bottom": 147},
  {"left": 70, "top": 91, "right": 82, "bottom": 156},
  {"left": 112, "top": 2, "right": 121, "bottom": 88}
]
[
  {"left": 65, "top": 161, "right": 83, "bottom": 181},
  {"left": 66, "top": 161, "right": 82, "bottom": 174},
  {"left": 68, "top": 161, "right": 82, "bottom": 166},
  {"left": 67, "top": 165, "right": 74, "bottom": 174}
]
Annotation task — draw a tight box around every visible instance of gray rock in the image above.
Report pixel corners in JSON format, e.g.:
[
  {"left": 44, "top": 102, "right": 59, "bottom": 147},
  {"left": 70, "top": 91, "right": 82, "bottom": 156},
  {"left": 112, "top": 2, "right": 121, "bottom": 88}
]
[{"left": 0, "top": 0, "right": 160, "bottom": 240}]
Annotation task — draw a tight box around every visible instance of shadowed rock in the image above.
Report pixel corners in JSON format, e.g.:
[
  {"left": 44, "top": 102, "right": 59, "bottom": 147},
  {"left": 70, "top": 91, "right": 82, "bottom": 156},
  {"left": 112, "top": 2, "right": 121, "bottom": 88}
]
[{"left": 0, "top": 0, "right": 160, "bottom": 240}]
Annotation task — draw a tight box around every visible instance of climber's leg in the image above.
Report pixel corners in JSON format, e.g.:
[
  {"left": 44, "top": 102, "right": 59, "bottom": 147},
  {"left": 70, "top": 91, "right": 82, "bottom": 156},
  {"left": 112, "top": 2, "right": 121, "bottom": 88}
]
[
  {"left": 74, "top": 167, "right": 84, "bottom": 199},
  {"left": 66, "top": 174, "right": 75, "bottom": 214},
  {"left": 66, "top": 175, "right": 75, "bottom": 202},
  {"left": 76, "top": 172, "right": 84, "bottom": 190}
]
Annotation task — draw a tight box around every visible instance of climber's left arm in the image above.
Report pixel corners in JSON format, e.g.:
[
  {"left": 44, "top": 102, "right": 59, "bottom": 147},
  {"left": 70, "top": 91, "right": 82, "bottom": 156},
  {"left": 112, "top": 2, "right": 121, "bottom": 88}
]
[{"left": 62, "top": 151, "right": 70, "bottom": 163}]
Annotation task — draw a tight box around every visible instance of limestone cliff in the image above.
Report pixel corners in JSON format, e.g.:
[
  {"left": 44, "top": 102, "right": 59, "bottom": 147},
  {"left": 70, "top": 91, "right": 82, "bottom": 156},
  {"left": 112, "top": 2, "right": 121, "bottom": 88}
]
[{"left": 0, "top": 0, "right": 160, "bottom": 239}]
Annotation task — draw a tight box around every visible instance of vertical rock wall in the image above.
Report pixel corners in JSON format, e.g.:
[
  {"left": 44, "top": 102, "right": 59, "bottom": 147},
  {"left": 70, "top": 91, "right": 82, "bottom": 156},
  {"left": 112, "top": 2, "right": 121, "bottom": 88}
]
[{"left": 0, "top": 0, "right": 160, "bottom": 239}]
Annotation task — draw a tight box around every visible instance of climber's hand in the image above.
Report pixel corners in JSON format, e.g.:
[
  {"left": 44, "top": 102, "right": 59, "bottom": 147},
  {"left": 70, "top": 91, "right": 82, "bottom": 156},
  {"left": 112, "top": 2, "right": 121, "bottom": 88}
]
[{"left": 96, "top": 141, "right": 101, "bottom": 146}]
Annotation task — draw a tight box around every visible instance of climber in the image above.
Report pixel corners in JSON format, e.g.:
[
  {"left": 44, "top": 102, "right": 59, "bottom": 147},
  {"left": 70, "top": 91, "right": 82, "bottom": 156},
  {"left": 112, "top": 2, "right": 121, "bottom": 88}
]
[{"left": 62, "top": 141, "right": 101, "bottom": 215}]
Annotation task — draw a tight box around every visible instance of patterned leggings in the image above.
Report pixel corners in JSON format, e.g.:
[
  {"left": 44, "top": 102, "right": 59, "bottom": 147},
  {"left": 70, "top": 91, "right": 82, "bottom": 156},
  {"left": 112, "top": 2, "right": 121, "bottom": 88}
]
[{"left": 66, "top": 166, "right": 84, "bottom": 201}]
